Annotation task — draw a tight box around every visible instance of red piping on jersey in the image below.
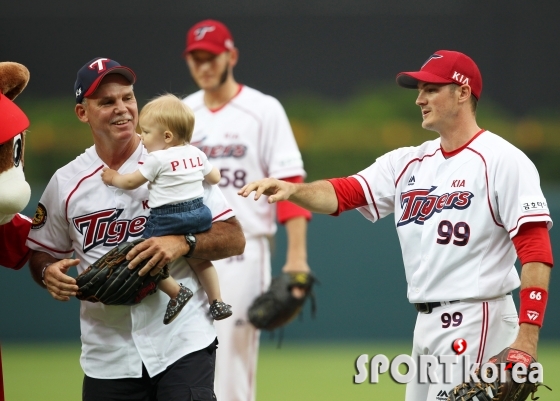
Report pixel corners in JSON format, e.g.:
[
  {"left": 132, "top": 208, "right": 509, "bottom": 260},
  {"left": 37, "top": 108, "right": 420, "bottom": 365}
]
[
  {"left": 250, "top": 237, "right": 268, "bottom": 397},
  {"left": 355, "top": 174, "right": 380, "bottom": 220},
  {"left": 66, "top": 165, "right": 105, "bottom": 223},
  {"left": 208, "top": 84, "right": 244, "bottom": 113},
  {"left": 394, "top": 148, "right": 441, "bottom": 187},
  {"left": 212, "top": 209, "right": 233, "bottom": 222},
  {"left": 26, "top": 237, "right": 73, "bottom": 255},
  {"left": 440, "top": 129, "right": 486, "bottom": 158},
  {"left": 476, "top": 302, "right": 489, "bottom": 364},
  {"left": 508, "top": 213, "right": 551, "bottom": 234},
  {"left": 465, "top": 147, "right": 503, "bottom": 228}
]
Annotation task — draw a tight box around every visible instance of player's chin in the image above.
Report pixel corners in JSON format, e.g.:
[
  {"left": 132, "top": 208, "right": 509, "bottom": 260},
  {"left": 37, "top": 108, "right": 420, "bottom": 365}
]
[
  {"left": 111, "top": 123, "right": 137, "bottom": 138},
  {"left": 421, "top": 119, "right": 436, "bottom": 131}
]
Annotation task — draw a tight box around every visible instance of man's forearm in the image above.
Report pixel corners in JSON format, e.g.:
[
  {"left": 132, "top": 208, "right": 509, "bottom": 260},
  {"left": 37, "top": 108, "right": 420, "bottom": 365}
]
[
  {"left": 28, "top": 250, "right": 59, "bottom": 288},
  {"left": 510, "top": 262, "right": 551, "bottom": 358},
  {"left": 290, "top": 180, "right": 338, "bottom": 214},
  {"left": 192, "top": 217, "right": 245, "bottom": 260},
  {"left": 284, "top": 216, "right": 308, "bottom": 264}
]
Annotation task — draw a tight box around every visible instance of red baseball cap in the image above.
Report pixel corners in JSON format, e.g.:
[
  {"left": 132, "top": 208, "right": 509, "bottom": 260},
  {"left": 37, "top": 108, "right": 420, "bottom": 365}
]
[
  {"left": 396, "top": 50, "right": 482, "bottom": 99},
  {"left": 0, "top": 92, "right": 30, "bottom": 144},
  {"left": 183, "top": 19, "right": 234, "bottom": 56}
]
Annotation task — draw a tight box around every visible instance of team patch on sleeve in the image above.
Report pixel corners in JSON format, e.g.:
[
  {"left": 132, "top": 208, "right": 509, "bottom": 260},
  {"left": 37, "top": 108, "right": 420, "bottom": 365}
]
[
  {"left": 31, "top": 202, "right": 47, "bottom": 230},
  {"left": 520, "top": 197, "right": 548, "bottom": 213}
]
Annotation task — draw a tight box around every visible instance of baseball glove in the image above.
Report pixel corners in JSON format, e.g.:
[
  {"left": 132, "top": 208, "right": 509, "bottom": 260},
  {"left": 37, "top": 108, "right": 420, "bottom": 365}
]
[
  {"left": 75, "top": 238, "right": 169, "bottom": 306},
  {"left": 448, "top": 347, "right": 551, "bottom": 401},
  {"left": 248, "top": 271, "right": 316, "bottom": 331}
]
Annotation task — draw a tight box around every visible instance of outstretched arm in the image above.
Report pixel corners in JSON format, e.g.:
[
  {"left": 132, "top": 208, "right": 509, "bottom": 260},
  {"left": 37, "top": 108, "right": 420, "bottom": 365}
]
[
  {"left": 238, "top": 178, "right": 339, "bottom": 214},
  {"left": 101, "top": 168, "right": 147, "bottom": 190}
]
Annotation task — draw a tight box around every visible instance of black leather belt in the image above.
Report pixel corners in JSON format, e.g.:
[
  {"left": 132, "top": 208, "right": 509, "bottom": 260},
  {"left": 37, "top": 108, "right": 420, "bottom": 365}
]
[
  {"left": 414, "top": 300, "right": 460, "bottom": 314},
  {"left": 414, "top": 292, "right": 512, "bottom": 314}
]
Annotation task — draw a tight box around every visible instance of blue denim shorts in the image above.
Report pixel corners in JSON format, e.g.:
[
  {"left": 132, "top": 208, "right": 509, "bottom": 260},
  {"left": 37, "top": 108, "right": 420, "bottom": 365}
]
[{"left": 142, "top": 198, "right": 212, "bottom": 238}]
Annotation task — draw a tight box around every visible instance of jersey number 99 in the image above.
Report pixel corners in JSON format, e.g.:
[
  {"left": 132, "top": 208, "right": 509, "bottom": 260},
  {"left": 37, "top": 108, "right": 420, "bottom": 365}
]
[{"left": 437, "top": 220, "right": 470, "bottom": 246}]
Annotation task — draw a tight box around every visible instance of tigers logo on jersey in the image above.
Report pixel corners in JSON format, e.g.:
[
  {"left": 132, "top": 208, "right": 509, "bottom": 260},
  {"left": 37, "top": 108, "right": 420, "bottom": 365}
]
[
  {"left": 72, "top": 208, "right": 147, "bottom": 253},
  {"left": 397, "top": 188, "right": 474, "bottom": 226},
  {"left": 198, "top": 144, "right": 247, "bottom": 159}
]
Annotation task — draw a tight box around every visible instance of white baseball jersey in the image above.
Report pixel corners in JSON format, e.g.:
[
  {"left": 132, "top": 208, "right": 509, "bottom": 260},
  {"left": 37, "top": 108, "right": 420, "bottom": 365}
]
[
  {"left": 183, "top": 85, "right": 306, "bottom": 238},
  {"left": 139, "top": 144, "right": 213, "bottom": 208},
  {"left": 352, "top": 130, "right": 552, "bottom": 303},
  {"left": 26, "top": 141, "right": 234, "bottom": 379}
]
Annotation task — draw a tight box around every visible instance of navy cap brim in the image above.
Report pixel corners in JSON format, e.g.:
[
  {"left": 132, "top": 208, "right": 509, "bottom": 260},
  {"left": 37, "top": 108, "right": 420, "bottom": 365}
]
[{"left": 83, "top": 66, "right": 136, "bottom": 99}]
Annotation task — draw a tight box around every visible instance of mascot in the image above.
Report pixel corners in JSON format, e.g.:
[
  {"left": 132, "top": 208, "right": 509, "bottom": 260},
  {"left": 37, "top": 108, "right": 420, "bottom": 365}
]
[
  {"left": 0, "top": 62, "right": 32, "bottom": 270},
  {"left": 0, "top": 61, "right": 32, "bottom": 401}
]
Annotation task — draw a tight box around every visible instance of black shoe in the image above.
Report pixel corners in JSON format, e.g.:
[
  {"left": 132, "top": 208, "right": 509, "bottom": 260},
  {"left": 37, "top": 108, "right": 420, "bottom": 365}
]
[
  {"left": 210, "top": 300, "right": 233, "bottom": 320},
  {"left": 163, "top": 284, "right": 193, "bottom": 325}
]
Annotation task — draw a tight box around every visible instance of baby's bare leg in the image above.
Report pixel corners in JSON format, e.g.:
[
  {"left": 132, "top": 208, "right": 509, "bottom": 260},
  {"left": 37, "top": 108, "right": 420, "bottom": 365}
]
[
  {"left": 158, "top": 276, "right": 181, "bottom": 299},
  {"left": 189, "top": 258, "right": 222, "bottom": 304}
]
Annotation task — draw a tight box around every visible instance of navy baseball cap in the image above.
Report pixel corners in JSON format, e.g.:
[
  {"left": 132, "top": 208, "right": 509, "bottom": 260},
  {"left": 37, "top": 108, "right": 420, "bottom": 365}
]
[{"left": 74, "top": 57, "right": 136, "bottom": 104}]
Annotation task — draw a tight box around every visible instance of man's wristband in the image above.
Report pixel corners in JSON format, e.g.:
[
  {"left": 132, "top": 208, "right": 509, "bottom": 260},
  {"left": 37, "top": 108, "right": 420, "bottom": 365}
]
[
  {"left": 519, "top": 287, "right": 548, "bottom": 327},
  {"left": 41, "top": 263, "right": 52, "bottom": 285},
  {"left": 184, "top": 234, "right": 196, "bottom": 258}
]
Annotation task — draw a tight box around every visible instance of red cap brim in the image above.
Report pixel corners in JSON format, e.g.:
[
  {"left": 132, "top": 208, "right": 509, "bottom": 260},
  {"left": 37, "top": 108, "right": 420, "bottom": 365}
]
[
  {"left": 183, "top": 42, "right": 226, "bottom": 56},
  {"left": 0, "top": 93, "right": 30, "bottom": 144},
  {"left": 396, "top": 71, "right": 454, "bottom": 89},
  {"left": 83, "top": 66, "right": 136, "bottom": 98}
]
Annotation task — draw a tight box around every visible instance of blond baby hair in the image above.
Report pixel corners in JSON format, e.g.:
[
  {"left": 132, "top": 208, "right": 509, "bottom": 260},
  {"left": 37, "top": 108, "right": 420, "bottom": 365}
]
[{"left": 139, "top": 93, "right": 195, "bottom": 142}]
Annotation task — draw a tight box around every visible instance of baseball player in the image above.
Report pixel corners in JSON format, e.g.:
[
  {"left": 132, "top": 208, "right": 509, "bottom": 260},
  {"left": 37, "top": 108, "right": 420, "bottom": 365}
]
[
  {"left": 26, "top": 57, "right": 245, "bottom": 401},
  {"left": 181, "top": 20, "right": 312, "bottom": 401},
  {"left": 239, "top": 50, "right": 553, "bottom": 401},
  {"left": 101, "top": 93, "right": 232, "bottom": 324}
]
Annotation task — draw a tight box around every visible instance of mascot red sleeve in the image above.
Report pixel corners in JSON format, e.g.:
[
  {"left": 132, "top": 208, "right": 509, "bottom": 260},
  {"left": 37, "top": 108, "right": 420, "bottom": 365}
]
[{"left": 0, "top": 62, "right": 32, "bottom": 270}]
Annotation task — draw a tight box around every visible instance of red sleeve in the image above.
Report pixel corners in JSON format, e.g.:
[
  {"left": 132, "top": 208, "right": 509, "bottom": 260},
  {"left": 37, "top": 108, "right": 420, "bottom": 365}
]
[
  {"left": 512, "top": 221, "right": 553, "bottom": 267},
  {"left": 276, "top": 176, "right": 312, "bottom": 224},
  {"left": 0, "top": 214, "right": 32, "bottom": 270},
  {"left": 326, "top": 177, "right": 368, "bottom": 216}
]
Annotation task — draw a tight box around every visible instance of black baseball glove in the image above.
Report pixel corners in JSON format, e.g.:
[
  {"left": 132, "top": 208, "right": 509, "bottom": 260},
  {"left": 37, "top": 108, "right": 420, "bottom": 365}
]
[
  {"left": 75, "top": 239, "right": 169, "bottom": 306},
  {"left": 248, "top": 271, "right": 316, "bottom": 331},
  {"left": 448, "top": 347, "right": 551, "bottom": 401}
]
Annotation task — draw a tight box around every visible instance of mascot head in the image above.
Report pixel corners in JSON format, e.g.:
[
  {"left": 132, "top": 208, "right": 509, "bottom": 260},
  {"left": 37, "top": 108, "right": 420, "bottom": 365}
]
[{"left": 0, "top": 62, "right": 31, "bottom": 225}]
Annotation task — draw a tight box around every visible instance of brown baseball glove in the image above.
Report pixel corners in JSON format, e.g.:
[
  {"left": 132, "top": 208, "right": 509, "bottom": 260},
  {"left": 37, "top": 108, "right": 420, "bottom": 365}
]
[
  {"left": 75, "top": 238, "right": 169, "bottom": 305},
  {"left": 448, "top": 347, "right": 551, "bottom": 401},
  {"left": 248, "top": 271, "right": 316, "bottom": 331}
]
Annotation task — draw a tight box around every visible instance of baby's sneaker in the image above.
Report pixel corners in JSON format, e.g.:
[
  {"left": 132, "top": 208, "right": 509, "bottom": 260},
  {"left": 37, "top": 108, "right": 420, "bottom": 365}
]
[
  {"left": 210, "top": 300, "right": 232, "bottom": 320},
  {"left": 163, "top": 284, "right": 193, "bottom": 325}
]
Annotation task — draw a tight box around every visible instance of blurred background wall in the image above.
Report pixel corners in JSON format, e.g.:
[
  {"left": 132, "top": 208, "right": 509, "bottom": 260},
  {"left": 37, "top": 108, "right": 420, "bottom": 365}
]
[{"left": 1, "top": 0, "right": 559, "bottom": 343}]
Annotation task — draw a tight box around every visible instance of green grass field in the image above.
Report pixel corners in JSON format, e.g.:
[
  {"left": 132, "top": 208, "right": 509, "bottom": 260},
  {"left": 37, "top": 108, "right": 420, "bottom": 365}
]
[{"left": 2, "top": 341, "right": 558, "bottom": 400}]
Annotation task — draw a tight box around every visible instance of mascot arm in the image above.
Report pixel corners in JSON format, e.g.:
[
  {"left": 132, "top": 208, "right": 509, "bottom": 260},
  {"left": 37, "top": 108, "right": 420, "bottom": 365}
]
[{"left": 0, "top": 213, "right": 31, "bottom": 269}]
